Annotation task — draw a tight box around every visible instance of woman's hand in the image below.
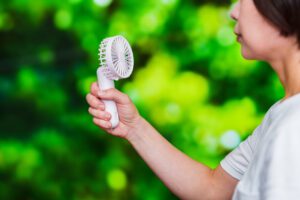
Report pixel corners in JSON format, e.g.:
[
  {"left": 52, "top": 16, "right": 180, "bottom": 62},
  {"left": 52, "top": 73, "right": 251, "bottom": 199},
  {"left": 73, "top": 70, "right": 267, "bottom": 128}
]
[{"left": 86, "top": 82, "right": 142, "bottom": 139}]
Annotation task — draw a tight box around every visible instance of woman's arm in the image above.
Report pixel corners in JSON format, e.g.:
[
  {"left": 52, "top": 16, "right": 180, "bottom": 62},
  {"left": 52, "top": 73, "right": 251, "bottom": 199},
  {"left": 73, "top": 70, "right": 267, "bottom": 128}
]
[
  {"left": 86, "top": 82, "right": 238, "bottom": 199},
  {"left": 127, "top": 117, "right": 238, "bottom": 200}
]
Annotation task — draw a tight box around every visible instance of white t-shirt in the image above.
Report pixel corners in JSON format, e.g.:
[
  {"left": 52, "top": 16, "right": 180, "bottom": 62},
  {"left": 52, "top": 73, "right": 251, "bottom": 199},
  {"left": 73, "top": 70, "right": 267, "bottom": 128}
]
[{"left": 221, "top": 93, "right": 300, "bottom": 200}]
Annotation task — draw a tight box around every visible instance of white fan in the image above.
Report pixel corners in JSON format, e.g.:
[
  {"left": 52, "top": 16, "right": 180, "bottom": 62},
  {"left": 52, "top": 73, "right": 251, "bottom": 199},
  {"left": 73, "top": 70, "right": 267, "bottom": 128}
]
[{"left": 97, "top": 35, "right": 134, "bottom": 128}]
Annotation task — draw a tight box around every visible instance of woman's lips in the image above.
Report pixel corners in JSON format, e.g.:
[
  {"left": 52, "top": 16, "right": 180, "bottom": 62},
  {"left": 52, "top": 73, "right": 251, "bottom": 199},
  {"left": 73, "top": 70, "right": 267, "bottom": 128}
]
[{"left": 235, "top": 33, "right": 242, "bottom": 42}]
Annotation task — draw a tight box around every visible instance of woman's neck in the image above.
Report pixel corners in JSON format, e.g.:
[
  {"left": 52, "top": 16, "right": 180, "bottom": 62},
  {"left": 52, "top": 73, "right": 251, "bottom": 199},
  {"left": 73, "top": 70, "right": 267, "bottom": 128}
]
[{"left": 270, "top": 48, "right": 300, "bottom": 101}]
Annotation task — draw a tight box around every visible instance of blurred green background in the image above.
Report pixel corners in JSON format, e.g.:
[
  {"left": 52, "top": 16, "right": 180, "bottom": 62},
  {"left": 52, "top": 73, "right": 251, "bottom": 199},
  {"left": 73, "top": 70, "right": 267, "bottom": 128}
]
[{"left": 0, "top": 0, "right": 284, "bottom": 199}]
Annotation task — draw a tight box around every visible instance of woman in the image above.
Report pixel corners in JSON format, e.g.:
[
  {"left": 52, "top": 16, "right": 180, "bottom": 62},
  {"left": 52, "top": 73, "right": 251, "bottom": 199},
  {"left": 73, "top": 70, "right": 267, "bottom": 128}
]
[{"left": 86, "top": 0, "right": 300, "bottom": 199}]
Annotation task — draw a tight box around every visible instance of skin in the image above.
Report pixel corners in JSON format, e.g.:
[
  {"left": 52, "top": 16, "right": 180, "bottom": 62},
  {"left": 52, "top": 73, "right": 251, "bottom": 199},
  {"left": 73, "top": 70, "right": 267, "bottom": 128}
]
[{"left": 86, "top": 0, "right": 300, "bottom": 199}]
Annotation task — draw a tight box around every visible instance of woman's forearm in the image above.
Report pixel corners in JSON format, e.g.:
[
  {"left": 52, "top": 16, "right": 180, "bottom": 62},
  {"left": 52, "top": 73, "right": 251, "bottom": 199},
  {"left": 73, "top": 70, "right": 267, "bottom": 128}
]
[{"left": 126, "top": 117, "right": 214, "bottom": 199}]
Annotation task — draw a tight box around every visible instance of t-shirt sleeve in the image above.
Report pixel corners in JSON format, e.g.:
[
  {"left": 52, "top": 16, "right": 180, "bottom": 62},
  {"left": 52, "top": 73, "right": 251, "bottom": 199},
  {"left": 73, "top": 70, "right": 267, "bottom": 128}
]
[
  {"left": 259, "top": 120, "right": 300, "bottom": 199},
  {"left": 220, "top": 125, "right": 262, "bottom": 180}
]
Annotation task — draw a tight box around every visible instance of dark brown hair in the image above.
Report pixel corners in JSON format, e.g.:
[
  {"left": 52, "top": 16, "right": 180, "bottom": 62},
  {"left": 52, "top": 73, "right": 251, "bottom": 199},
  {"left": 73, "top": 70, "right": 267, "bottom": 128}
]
[{"left": 253, "top": 0, "right": 300, "bottom": 47}]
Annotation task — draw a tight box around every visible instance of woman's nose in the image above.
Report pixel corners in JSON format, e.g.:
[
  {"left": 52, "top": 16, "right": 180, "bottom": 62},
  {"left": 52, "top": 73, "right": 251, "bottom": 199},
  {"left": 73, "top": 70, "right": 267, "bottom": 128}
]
[{"left": 230, "top": 2, "right": 239, "bottom": 21}]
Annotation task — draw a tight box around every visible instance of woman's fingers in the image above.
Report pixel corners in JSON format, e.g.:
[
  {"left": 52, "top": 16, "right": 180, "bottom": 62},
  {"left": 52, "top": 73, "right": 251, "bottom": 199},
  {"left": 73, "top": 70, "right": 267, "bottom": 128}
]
[
  {"left": 88, "top": 82, "right": 117, "bottom": 131},
  {"left": 90, "top": 82, "right": 131, "bottom": 105},
  {"left": 93, "top": 118, "right": 112, "bottom": 129},
  {"left": 91, "top": 82, "right": 100, "bottom": 96},
  {"left": 88, "top": 107, "right": 111, "bottom": 120},
  {"left": 97, "top": 88, "right": 131, "bottom": 105},
  {"left": 86, "top": 93, "right": 105, "bottom": 109}
]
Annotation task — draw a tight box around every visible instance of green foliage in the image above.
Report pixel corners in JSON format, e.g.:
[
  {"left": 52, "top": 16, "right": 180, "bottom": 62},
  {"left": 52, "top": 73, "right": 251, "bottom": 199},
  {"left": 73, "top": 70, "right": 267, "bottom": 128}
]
[{"left": 0, "top": 0, "right": 284, "bottom": 199}]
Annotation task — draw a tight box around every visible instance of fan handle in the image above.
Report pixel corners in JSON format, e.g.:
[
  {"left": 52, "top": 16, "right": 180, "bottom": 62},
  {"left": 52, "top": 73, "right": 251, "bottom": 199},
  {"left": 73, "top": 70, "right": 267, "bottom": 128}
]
[{"left": 97, "top": 67, "right": 119, "bottom": 128}]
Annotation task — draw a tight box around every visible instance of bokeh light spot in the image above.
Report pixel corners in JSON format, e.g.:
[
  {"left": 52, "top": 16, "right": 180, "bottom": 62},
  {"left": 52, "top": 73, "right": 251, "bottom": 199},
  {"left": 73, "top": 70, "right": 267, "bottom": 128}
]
[
  {"left": 94, "top": 0, "right": 112, "bottom": 7},
  {"left": 54, "top": 10, "right": 72, "bottom": 30},
  {"left": 17, "top": 67, "right": 38, "bottom": 94},
  {"left": 139, "top": 12, "right": 159, "bottom": 33},
  {"left": 220, "top": 130, "right": 241, "bottom": 149},
  {"left": 107, "top": 169, "right": 127, "bottom": 191}
]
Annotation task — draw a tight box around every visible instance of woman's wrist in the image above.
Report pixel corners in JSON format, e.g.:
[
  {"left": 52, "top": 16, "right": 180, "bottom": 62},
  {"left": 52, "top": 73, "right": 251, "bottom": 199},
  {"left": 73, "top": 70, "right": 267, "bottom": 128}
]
[{"left": 125, "top": 116, "right": 147, "bottom": 143}]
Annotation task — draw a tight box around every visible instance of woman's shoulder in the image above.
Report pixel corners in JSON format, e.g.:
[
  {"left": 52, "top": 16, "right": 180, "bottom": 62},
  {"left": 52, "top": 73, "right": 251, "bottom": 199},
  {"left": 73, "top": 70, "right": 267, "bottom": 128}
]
[
  {"left": 266, "top": 95, "right": 300, "bottom": 142},
  {"left": 271, "top": 93, "right": 300, "bottom": 124},
  {"left": 281, "top": 96, "right": 300, "bottom": 124},
  {"left": 270, "top": 102, "right": 300, "bottom": 144}
]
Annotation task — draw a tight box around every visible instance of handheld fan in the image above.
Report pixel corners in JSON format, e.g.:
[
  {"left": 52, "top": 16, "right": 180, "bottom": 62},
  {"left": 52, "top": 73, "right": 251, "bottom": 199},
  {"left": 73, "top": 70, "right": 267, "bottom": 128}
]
[{"left": 97, "top": 35, "right": 134, "bottom": 128}]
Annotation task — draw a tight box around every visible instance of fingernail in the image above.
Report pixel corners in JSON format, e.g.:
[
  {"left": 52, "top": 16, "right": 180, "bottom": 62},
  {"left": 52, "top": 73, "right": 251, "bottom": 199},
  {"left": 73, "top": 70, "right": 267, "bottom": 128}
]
[{"left": 106, "top": 122, "right": 112, "bottom": 128}]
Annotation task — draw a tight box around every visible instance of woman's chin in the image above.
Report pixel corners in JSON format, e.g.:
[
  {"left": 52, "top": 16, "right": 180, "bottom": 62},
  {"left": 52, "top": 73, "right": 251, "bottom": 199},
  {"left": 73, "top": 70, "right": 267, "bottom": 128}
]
[{"left": 241, "top": 49, "right": 257, "bottom": 60}]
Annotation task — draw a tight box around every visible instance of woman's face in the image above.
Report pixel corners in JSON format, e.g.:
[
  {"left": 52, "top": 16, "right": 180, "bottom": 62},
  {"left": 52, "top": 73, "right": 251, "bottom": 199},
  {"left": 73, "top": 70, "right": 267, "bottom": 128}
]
[{"left": 230, "top": 0, "right": 291, "bottom": 61}]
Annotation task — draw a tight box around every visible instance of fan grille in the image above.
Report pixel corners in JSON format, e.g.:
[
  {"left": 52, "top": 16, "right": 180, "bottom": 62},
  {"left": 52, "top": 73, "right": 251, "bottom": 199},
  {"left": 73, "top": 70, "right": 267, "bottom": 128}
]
[{"left": 99, "top": 36, "right": 134, "bottom": 80}]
